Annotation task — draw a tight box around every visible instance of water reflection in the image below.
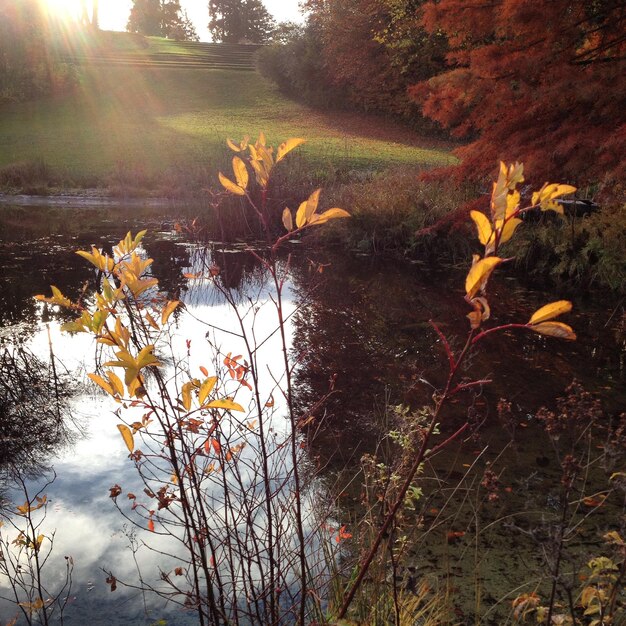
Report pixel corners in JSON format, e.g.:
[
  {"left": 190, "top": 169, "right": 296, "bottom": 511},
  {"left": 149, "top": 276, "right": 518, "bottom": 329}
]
[
  {"left": 0, "top": 341, "right": 76, "bottom": 480},
  {"left": 0, "top": 204, "right": 623, "bottom": 623}
]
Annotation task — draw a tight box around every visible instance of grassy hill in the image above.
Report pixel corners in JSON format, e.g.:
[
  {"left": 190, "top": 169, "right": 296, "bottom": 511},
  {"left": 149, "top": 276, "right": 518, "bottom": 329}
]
[{"left": 0, "top": 32, "right": 454, "bottom": 194}]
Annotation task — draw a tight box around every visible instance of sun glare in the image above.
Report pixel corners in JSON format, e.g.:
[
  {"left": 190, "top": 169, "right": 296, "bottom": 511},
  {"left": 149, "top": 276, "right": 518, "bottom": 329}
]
[{"left": 43, "top": 0, "right": 82, "bottom": 21}]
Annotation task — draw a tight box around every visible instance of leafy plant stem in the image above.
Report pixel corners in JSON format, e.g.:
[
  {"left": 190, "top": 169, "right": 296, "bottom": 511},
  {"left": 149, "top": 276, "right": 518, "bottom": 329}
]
[{"left": 337, "top": 325, "right": 475, "bottom": 619}]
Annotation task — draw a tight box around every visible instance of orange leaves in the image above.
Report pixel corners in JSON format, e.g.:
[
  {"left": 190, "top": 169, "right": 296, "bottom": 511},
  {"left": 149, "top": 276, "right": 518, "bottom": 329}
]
[
  {"left": 327, "top": 524, "right": 352, "bottom": 543},
  {"left": 223, "top": 352, "right": 251, "bottom": 393}
]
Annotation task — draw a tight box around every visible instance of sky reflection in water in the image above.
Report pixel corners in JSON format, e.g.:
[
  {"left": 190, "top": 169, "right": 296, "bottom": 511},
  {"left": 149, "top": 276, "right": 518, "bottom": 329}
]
[{"left": 0, "top": 234, "right": 298, "bottom": 625}]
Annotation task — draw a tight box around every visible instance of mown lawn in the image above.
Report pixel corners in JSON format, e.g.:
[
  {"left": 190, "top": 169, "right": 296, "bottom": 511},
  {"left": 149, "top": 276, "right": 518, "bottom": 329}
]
[{"left": 0, "top": 39, "right": 454, "bottom": 188}]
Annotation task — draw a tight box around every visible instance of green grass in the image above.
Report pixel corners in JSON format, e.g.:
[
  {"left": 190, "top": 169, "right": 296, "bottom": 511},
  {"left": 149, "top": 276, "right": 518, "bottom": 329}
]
[{"left": 0, "top": 34, "right": 454, "bottom": 192}]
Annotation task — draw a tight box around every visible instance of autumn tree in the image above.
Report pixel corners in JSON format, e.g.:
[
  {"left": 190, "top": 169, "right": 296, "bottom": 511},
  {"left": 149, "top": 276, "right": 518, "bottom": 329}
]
[
  {"left": 412, "top": 0, "right": 626, "bottom": 192},
  {"left": 208, "top": 0, "right": 274, "bottom": 43}
]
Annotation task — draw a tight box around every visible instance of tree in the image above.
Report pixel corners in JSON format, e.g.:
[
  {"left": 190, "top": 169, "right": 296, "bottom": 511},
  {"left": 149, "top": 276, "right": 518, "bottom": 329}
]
[
  {"left": 127, "top": 0, "right": 162, "bottom": 36},
  {"left": 0, "top": 0, "right": 73, "bottom": 102},
  {"left": 411, "top": 0, "right": 626, "bottom": 192},
  {"left": 127, "top": 0, "right": 199, "bottom": 40},
  {"left": 208, "top": 0, "right": 275, "bottom": 43}
]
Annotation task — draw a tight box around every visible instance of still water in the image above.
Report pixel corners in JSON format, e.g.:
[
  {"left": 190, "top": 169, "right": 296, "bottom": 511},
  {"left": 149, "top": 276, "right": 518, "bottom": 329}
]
[{"left": 0, "top": 203, "right": 624, "bottom": 624}]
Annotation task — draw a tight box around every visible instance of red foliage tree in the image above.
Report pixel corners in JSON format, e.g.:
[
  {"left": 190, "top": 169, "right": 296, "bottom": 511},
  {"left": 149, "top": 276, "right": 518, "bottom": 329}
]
[{"left": 411, "top": 0, "right": 626, "bottom": 194}]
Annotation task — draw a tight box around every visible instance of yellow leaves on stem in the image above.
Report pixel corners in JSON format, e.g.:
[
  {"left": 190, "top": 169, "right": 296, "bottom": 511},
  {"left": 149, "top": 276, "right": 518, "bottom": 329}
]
[
  {"left": 76, "top": 246, "right": 115, "bottom": 272},
  {"left": 527, "top": 300, "right": 576, "bottom": 340},
  {"left": 103, "top": 345, "right": 160, "bottom": 386},
  {"left": 114, "top": 230, "right": 147, "bottom": 258},
  {"left": 282, "top": 207, "right": 294, "bottom": 232},
  {"left": 491, "top": 161, "right": 524, "bottom": 222},
  {"left": 88, "top": 370, "right": 125, "bottom": 400},
  {"left": 222, "top": 134, "right": 305, "bottom": 193},
  {"left": 284, "top": 188, "right": 350, "bottom": 232},
  {"left": 34, "top": 286, "right": 73, "bottom": 309},
  {"left": 532, "top": 183, "right": 577, "bottom": 213}
]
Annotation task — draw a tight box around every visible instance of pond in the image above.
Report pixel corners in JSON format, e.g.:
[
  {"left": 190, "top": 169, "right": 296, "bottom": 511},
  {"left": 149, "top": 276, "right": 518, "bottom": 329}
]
[{"left": 0, "top": 203, "right": 624, "bottom": 625}]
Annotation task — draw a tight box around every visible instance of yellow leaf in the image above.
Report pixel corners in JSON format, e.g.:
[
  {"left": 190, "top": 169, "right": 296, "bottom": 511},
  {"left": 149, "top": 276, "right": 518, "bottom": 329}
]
[
  {"left": 161, "top": 300, "right": 180, "bottom": 325},
  {"left": 498, "top": 217, "right": 522, "bottom": 244},
  {"left": 34, "top": 286, "right": 73, "bottom": 308},
  {"left": 181, "top": 381, "right": 193, "bottom": 411},
  {"left": 136, "top": 345, "right": 160, "bottom": 370},
  {"left": 530, "top": 321, "right": 576, "bottom": 341},
  {"left": 470, "top": 211, "right": 494, "bottom": 247},
  {"left": 76, "top": 247, "right": 115, "bottom": 272},
  {"left": 199, "top": 376, "right": 218, "bottom": 405},
  {"left": 491, "top": 173, "right": 508, "bottom": 221},
  {"left": 232, "top": 156, "right": 248, "bottom": 190},
  {"left": 145, "top": 312, "right": 159, "bottom": 330},
  {"left": 276, "top": 137, "right": 305, "bottom": 163},
  {"left": 295, "top": 200, "right": 308, "bottom": 228},
  {"left": 257, "top": 131, "right": 266, "bottom": 146},
  {"left": 282, "top": 207, "right": 293, "bottom": 232},
  {"left": 107, "top": 371, "right": 125, "bottom": 397},
  {"left": 88, "top": 373, "right": 115, "bottom": 396},
  {"left": 306, "top": 188, "right": 321, "bottom": 221},
  {"left": 205, "top": 398, "right": 245, "bottom": 412},
  {"left": 505, "top": 191, "right": 520, "bottom": 217},
  {"left": 226, "top": 138, "right": 241, "bottom": 152},
  {"left": 465, "top": 256, "right": 502, "bottom": 300},
  {"left": 249, "top": 159, "right": 269, "bottom": 188},
  {"left": 529, "top": 300, "right": 573, "bottom": 325},
  {"left": 218, "top": 172, "right": 245, "bottom": 196},
  {"left": 117, "top": 424, "right": 135, "bottom": 452},
  {"left": 311, "top": 207, "right": 351, "bottom": 225}
]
